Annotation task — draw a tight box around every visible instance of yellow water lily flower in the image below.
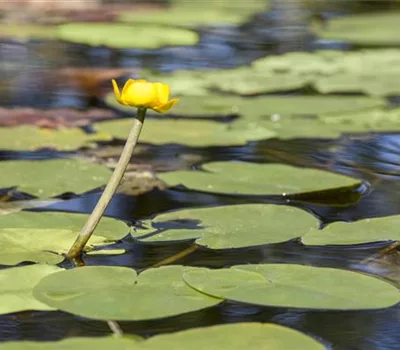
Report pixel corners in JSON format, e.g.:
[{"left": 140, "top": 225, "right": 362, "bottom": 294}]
[{"left": 112, "top": 78, "right": 179, "bottom": 113}]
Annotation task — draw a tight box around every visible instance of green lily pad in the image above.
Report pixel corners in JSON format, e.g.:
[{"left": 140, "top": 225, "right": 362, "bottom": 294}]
[
  {"left": 0, "top": 211, "right": 129, "bottom": 265},
  {"left": 0, "top": 264, "right": 63, "bottom": 315},
  {"left": 94, "top": 119, "right": 275, "bottom": 147},
  {"left": 0, "top": 159, "right": 111, "bottom": 197},
  {"left": 131, "top": 204, "right": 318, "bottom": 248},
  {"left": 33, "top": 265, "right": 222, "bottom": 321},
  {"left": 0, "top": 337, "right": 141, "bottom": 350},
  {"left": 0, "top": 126, "right": 111, "bottom": 151},
  {"left": 120, "top": 0, "right": 267, "bottom": 27},
  {"left": 143, "top": 323, "right": 325, "bottom": 350},
  {"left": 0, "top": 24, "right": 57, "bottom": 40},
  {"left": 106, "top": 93, "right": 385, "bottom": 118},
  {"left": 158, "top": 161, "right": 361, "bottom": 195},
  {"left": 302, "top": 214, "right": 400, "bottom": 246},
  {"left": 316, "top": 13, "right": 400, "bottom": 46},
  {"left": 183, "top": 264, "right": 400, "bottom": 310},
  {"left": 56, "top": 23, "right": 198, "bottom": 49}
]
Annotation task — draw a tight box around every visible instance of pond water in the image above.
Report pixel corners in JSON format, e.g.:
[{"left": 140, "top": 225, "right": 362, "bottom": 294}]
[{"left": 0, "top": 1, "right": 399, "bottom": 349}]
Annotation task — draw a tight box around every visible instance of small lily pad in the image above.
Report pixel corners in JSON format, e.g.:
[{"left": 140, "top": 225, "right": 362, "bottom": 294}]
[
  {"left": 0, "top": 211, "right": 129, "bottom": 265},
  {"left": 0, "top": 264, "right": 63, "bottom": 315},
  {"left": 0, "top": 337, "right": 141, "bottom": 349},
  {"left": 0, "top": 24, "right": 57, "bottom": 40},
  {"left": 56, "top": 23, "right": 198, "bottom": 49},
  {"left": 143, "top": 323, "right": 325, "bottom": 350},
  {"left": 0, "top": 159, "right": 111, "bottom": 197},
  {"left": 158, "top": 161, "right": 361, "bottom": 195},
  {"left": 302, "top": 214, "right": 400, "bottom": 246},
  {"left": 33, "top": 265, "right": 222, "bottom": 321},
  {"left": 94, "top": 119, "right": 275, "bottom": 147},
  {"left": 0, "top": 125, "right": 111, "bottom": 151},
  {"left": 131, "top": 204, "right": 318, "bottom": 248},
  {"left": 316, "top": 13, "right": 400, "bottom": 46},
  {"left": 183, "top": 264, "right": 400, "bottom": 310}
]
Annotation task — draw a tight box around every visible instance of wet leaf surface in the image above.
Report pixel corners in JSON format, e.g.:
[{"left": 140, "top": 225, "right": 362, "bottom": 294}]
[
  {"left": 0, "top": 265, "right": 63, "bottom": 315},
  {"left": 158, "top": 161, "right": 361, "bottom": 195},
  {"left": 183, "top": 264, "right": 400, "bottom": 310},
  {"left": 0, "top": 159, "right": 112, "bottom": 197},
  {"left": 33, "top": 266, "right": 222, "bottom": 321},
  {"left": 132, "top": 204, "right": 318, "bottom": 248}
]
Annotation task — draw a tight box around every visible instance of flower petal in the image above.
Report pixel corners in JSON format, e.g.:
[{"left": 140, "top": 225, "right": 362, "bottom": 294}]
[
  {"left": 121, "top": 79, "right": 136, "bottom": 97},
  {"left": 153, "top": 98, "right": 179, "bottom": 113},
  {"left": 154, "top": 83, "right": 170, "bottom": 106},
  {"left": 124, "top": 81, "right": 158, "bottom": 107},
  {"left": 112, "top": 79, "right": 123, "bottom": 104}
]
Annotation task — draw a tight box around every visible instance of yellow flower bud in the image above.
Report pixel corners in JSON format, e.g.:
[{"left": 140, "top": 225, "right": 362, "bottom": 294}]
[{"left": 112, "top": 79, "right": 179, "bottom": 113}]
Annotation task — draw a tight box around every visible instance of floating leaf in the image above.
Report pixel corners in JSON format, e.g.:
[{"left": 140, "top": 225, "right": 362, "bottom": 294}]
[
  {"left": 120, "top": 0, "right": 267, "bottom": 26},
  {"left": 316, "top": 13, "right": 400, "bottom": 46},
  {"left": 143, "top": 323, "right": 325, "bottom": 350},
  {"left": 33, "top": 266, "right": 221, "bottom": 321},
  {"left": 0, "top": 211, "right": 129, "bottom": 265},
  {"left": 0, "top": 199, "right": 59, "bottom": 216},
  {"left": 0, "top": 24, "right": 57, "bottom": 40},
  {"left": 183, "top": 264, "right": 400, "bottom": 310},
  {"left": 0, "top": 337, "right": 141, "bottom": 349},
  {"left": 0, "top": 125, "right": 111, "bottom": 151},
  {"left": 302, "top": 214, "right": 400, "bottom": 246},
  {"left": 105, "top": 93, "right": 385, "bottom": 119},
  {"left": 131, "top": 204, "right": 318, "bottom": 248},
  {"left": 158, "top": 161, "right": 361, "bottom": 195},
  {"left": 0, "top": 265, "right": 63, "bottom": 315},
  {"left": 0, "top": 159, "right": 111, "bottom": 197},
  {"left": 56, "top": 23, "right": 199, "bottom": 49},
  {"left": 0, "top": 107, "right": 117, "bottom": 128},
  {"left": 94, "top": 119, "right": 275, "bottom": 147}
]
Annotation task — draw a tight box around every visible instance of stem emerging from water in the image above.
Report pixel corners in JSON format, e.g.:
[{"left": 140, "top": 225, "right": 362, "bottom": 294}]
[{"left": 67, "top": 108, "right": 147, "bottom": 260}]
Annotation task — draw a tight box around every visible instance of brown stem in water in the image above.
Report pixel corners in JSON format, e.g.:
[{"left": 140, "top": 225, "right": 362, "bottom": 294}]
[
  {"left": 67, "top": 108, "right": 147, "bottom": 261},
  {"left": 151, "top": 245, "right": 200, "bottom": 268}
]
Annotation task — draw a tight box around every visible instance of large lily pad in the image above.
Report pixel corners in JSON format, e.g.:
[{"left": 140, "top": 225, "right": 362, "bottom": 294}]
[
  {"left": 105, "top": 93, "right": 385, "bottom": 119},
  {"left": 0, "top": 211, "right": 129, "bottom": 265},
  {"left": 120, "top": 0, "right": 267, "bottom": 27},
  {"left": 316, "top": 13, "right": 400, "bottom": 46},
  {"left": 302, "top": 214, "right": 400, "bottom": 246},
  {"left": 56, "top": 23, "right": 198, "bottom": 49},
  {"left": 0, "top": 337, "right": 140, "bottom": 349},
  {"left": 143, "top": 323, "right": 325, "bottom": 350},
  {"left": 183, "top": 264, "right": 400, "bottom": 310},
  {"left": 94, "top": 119, "right": 275, "bottom": 147},
  {"left": 158, "top": 161, "right": 361, "bottom": 195},
  {"left": 0, "top": 23, "right": 57, "bottom": 40},
  {"left": 0, "top": 125, "right": 111, "bottom": 151},
  {"left": 131, "top": 204, "right": 318, "bottom": 248},
  {"left": 0, "top": 159, "right": 111, "bottom": 197},
  {"left": 0, "top": 264, "right": 63, "bottom": 315},
  {"left": 33, "top": 265, "right": 222, "bottom": 321}
]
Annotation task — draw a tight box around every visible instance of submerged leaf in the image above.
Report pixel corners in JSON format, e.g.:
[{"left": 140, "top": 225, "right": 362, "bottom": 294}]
[
  {"left": 33, "top": 266, "right": 221, "bottom": 321},
  {"left": 158, "top": 161, "right": 361, "bottom": 195},
  {"left": 132, "top": 204, "right": 318, "bottom": 248},
  {"left": 0, "top": 159, "right": 111, "bottom": 198},
  {"left": 0, "top": 264, "right": 63, "bottom": 315},
  {"left": 183, "top": 264, "right": 400, "bottom": 310}
]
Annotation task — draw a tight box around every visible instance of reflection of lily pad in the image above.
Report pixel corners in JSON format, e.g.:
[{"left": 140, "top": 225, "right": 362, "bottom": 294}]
[
  {"left": 0, "top": 338, "right": 141, "bottom": 350},
  {"left": 105, "top": 93, "right": 385, "bottom": 119},
  {"left": 144, "top": 323, "right": 325, "bottom": 350},
  {"left": 94, "top": 119, "right": 275, "bottom": 146},
  {"left": 316, "top": 13, "right": 400, "bottom": 46},
  {"left": 120, "top": 0, "right": 267, "bottom": 26},
  {"left": 0, "top": 24, "right": 57, "bottom": 40},
  {"left": 302, "top": 214, "right": 400, "bottom": 246},
  {"left": 0, "top": 159, "right": 111, "bottom": 197},
  {"left": 0, "top": 264, "right": 63, "bottom": 315},
  {"left": 0, "top": 211, "right": 129, "bottom": 265},
  {"left": 158, "top": 161, "right": 361, "bottom": 195},
  {"left": 131, "top": 204, "right": 318, "bottom": 248},
  {"left": 56, "top": 23, "right": 198, "bottom": 49},
  {"left": 0, "top": 125, "right": 111, "bottom": 151},
  {"left": 33, "top": 266, "right": 221, "bottom": 321},
  {"left": 183, "top": 264, "right": 400, "bottom": 310}
]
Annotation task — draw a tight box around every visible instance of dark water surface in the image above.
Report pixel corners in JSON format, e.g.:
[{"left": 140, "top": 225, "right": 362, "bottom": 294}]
[{"left": 0, "top": 1, "right": 400, "bottom": 350}]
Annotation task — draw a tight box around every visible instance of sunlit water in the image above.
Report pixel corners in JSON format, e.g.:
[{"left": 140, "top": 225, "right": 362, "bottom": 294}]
[{"left": 0, "top": 1, "right": 400, "bottom": 349}]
